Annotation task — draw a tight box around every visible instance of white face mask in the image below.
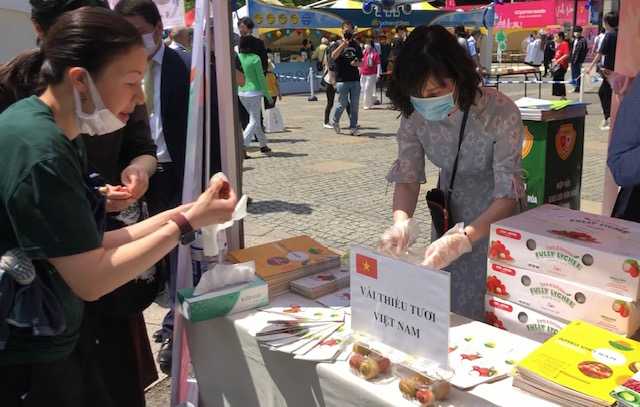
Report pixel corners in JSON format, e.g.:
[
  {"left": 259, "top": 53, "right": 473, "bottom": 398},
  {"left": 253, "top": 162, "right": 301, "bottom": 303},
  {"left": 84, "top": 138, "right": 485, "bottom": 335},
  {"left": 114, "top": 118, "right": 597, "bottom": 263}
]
[
  {"left": 142, "top": 32, "right": 157, "bottom": 56},
  {"left": 73, "top": 70, "right": 126, "bottom": 136}
]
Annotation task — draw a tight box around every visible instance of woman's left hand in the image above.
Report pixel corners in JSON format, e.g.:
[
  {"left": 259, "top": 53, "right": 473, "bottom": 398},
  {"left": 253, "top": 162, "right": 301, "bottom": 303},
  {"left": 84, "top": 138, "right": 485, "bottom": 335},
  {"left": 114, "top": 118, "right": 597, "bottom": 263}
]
[{"left": 422, "top": 225, "right": 472, "bottom": 270}]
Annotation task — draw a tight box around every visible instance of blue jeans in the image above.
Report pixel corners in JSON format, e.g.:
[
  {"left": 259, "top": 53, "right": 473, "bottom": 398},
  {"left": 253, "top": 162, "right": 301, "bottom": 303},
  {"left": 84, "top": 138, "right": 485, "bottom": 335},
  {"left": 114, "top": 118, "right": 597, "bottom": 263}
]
[{"left": 332, "top": 81, "right": 360, "bottom": 129}]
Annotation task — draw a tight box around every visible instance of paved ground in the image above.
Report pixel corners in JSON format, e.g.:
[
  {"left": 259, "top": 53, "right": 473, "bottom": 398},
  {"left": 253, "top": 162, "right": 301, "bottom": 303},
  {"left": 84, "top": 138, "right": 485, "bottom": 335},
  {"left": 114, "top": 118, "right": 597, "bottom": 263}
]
[{"left": 145, "top": 78, "right": 609, "bottom": 405}]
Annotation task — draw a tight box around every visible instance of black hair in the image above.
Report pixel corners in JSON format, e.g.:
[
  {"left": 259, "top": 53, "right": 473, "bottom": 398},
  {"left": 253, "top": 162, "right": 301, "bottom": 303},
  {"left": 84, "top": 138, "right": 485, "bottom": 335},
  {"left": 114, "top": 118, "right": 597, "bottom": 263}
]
[
  {"left": 238, "top": 35, "right": 258, "bottom": 55},
  {"left": 556, "top": 31, "right": 565, "bottom": 40},
  {"left": 114, "top": 0, "right": 161, "bottom": 27},
  {"left": 41, "top": 7, "right": 143, "bottom": 85},
  {"left": 387, "top": 25, "right": 481, "bottom": 117},
  {"left": 396, "top": 24, "right": 407, "bottom": 32},
  {"left": 0, "top": 50, "right": 45, "bottom": 113},
  {"left": 238, "top": 17, "right": 255, "bottom": 30},
  {"left": 574, "top": 25, "right": 583, "bottom": 33},
  {"left": 604, "top": 11, "right": 619, "bottom": 29},
  {"left": 30, "top": 0, "right": 107, "bottom": 33},
  {"left": 302, "top": 39, "right": 309, "bottom": 46},
  {"left": 342, "top": 20, "right": 354, "bottom": 30},
  {"left": 454, "top": 25, "right": 466, "bottom": 37}
]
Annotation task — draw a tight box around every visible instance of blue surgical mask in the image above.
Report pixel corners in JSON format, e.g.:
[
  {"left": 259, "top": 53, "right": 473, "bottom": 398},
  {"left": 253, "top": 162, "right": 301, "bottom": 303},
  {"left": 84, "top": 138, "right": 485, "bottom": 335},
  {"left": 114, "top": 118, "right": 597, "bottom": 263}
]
[{"left": 410, "top": 93, "right": 455, "bottom": 121}]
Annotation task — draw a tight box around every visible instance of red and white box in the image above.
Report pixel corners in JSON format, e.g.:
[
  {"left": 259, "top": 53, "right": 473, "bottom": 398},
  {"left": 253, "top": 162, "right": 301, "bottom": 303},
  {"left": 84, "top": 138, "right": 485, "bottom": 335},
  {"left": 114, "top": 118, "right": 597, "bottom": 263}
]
[
  {"left": 485, "top": 295, "right": 567, "bottom": 343},
  {"left": 486, "top": 260, "right": 640, "bottom": 336},
  {"left": 488, "top": 205, "right": 640, "bottom": 298}
]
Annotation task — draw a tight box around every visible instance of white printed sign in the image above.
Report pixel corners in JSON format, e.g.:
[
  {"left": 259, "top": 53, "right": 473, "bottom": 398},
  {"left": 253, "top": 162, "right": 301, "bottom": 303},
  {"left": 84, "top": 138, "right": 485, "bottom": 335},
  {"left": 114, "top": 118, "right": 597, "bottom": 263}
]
[{"left": 350, "top": 246, "right": 451, "bottom": 367}]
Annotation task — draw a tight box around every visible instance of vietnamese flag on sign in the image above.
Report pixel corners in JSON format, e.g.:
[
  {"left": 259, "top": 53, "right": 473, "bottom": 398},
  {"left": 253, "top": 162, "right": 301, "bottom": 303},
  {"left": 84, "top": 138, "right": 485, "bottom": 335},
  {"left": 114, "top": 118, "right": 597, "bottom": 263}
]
[{"left": 356, "top": 254, "right": 378, "bottom": 279}]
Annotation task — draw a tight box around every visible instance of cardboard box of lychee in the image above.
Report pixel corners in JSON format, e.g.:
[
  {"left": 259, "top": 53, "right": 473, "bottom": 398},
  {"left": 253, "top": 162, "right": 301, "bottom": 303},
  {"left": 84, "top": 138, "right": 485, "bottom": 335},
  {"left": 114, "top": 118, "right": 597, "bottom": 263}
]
[
  {"left": 485, "top": 294, "right": 567, "bottom": 342},
  {"left": 486, "top": 260, "right": 640, "bottom": 336},
  {"left": 489, "top": 204, "right": 640, "bottom": 298},
  {"left": 348, "top": 342, "right": 392, "bottom": 382},
  {"left": 396, "top": 364, "right": 451, "bottom": 407}
]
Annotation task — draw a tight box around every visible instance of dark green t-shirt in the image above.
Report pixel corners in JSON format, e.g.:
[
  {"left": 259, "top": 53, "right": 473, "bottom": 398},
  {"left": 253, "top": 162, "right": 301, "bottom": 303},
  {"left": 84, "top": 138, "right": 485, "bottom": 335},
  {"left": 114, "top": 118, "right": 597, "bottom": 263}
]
[{"left": 0, "top": 96, "right": 102, "bottom": 365}]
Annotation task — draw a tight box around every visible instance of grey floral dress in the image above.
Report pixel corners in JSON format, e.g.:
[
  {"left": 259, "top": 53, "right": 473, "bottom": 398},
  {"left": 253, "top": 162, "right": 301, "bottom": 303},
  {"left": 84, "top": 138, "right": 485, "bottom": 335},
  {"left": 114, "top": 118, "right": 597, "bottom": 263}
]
[{"left": 387, "top": 88, "right": 525, "bottom": 321}]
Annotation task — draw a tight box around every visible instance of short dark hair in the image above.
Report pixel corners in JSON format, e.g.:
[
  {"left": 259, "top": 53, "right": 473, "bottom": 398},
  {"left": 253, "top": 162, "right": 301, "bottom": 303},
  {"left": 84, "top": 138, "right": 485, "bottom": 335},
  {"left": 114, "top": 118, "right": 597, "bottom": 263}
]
[
  {"left": 342, "top": 20, "right": 354, "bottom": 30},
  {"left": 574, "top": 25, "right": 583, "bottom": 33},
  {"left": 41, "top": 7, "right": 143, "bottom": 84},
  {"left": 238, "top": 17, "right": 255, "bottom": 30},
  {"left": 30, "top": 0, "right": 107, "bottom": 33},
  {"left": 396, "top": 24, "right": 407, "bottom": 32},
  {"left": 556, "top": 31, "right": 565, "bottom": 40},
  {"left": 604, "top": 11, "right": 619, "bottom": 28},
  {"left": 387, "top": 25, "right": 481, "bottom": 117},
  {"left": 114, "top": 0, "right": 161, "bottom": 27}
]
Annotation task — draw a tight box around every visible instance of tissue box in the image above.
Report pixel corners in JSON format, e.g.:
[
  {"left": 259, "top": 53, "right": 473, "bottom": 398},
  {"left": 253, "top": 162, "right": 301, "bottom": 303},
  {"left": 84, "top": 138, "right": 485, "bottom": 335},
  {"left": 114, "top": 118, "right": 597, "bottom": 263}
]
[
  {"left": 489, "top": 205, "right": 640, "bottom": 298},
  {"left": 485, "top": 295, "right": 567, "bottom": 342},
  {"left": 178, "top": 278, "right": 269, "bottom": 322},
  {"left": 487, "top": 261, "right": 640, "bottom": 336}
]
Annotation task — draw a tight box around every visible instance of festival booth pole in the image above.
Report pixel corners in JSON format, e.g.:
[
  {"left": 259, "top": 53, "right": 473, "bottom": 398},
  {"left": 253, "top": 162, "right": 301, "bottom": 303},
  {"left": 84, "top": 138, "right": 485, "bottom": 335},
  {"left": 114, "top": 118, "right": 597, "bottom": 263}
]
[{"left": 170, "top": 0, "right": 244, "bottom": 404}]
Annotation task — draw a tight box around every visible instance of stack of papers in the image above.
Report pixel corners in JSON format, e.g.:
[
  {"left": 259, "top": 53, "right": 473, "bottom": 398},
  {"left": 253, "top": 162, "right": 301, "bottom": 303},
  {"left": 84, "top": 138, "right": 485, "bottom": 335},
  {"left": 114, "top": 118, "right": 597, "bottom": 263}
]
[
  {"left": 515, "top": 97, "right": 588, "bottom": 121},
  {"left": 254, "top": 305, "right": 352, "bottom": 362},
  {"left": 448, "top": 321, "right": 538, "bottom": 389},
  {"left": 290, "top": 267, "right": 349, "bottom": 299},
  {"left": 228, "top": 236, "right": 341, "bottom": 297},
  {"left": 515, "top": 320, "right": 640, "bottom": 406}
]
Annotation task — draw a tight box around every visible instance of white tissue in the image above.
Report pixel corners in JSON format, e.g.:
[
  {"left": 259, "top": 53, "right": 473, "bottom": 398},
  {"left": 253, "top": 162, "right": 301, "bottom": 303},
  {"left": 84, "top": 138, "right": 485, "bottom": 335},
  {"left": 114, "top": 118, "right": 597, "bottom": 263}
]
[
  {"left": 193, "top": 261, "right": 256, "bottom": 296},
  {"left": 200, "top": 173, "right": 249, "bottom": 257}
]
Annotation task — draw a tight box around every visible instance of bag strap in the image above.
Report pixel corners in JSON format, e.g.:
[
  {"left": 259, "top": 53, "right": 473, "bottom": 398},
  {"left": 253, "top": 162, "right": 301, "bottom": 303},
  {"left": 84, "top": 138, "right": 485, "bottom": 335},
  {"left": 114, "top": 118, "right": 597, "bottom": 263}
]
[{"left": 448, "top": 109, "right": 470, "bottom": 193}]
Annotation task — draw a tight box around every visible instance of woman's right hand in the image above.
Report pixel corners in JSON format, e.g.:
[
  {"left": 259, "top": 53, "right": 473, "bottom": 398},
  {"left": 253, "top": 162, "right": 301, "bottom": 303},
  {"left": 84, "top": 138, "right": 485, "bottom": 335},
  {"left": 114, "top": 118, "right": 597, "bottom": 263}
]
[
  {"left": 378, "top": 218, "right": 420, "bottom": 256},
  {"left": 184, "top": 177, "right": 238, "bottom": 229}
]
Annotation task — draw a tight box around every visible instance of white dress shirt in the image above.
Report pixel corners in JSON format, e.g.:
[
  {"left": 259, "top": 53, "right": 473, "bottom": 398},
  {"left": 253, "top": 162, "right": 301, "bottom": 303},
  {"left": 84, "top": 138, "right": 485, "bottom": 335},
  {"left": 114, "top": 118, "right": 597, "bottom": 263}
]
[{"left": 147, "top": 43, "right": 172, "bottom": 163}]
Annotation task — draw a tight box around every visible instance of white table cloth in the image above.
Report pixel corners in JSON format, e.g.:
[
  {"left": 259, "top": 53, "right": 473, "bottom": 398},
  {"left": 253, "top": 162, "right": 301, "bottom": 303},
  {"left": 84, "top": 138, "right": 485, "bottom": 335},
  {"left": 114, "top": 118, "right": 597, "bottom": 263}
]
[{"left": 186, "top": 293, "right": 558, "bottom": 407}]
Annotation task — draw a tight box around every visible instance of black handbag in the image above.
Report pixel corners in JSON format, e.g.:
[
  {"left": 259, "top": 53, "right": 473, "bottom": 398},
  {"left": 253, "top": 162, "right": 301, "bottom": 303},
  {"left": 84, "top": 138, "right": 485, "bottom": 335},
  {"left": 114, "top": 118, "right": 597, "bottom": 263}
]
[
  {"left": 426, "top": 110, "right": 470, "bottom": 237},
  {"left": 612, "top": 185, "right": 640, "bottom": 223}
]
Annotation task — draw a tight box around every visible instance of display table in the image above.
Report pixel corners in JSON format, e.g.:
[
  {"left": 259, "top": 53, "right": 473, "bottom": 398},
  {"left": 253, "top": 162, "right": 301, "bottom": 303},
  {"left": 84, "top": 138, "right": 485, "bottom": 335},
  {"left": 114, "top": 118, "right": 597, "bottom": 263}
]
[
  {"left": 486, "top": 66, "right": 543, "bottom": 98},
  {"left": 185, "top": 293, "right": 559, "bottom": 407}
]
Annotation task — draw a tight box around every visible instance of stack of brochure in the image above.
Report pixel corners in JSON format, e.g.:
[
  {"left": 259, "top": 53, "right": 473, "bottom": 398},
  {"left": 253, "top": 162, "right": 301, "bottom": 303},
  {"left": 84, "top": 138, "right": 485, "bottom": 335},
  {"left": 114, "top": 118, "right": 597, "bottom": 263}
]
[{"left": 254, "top": 306, "right": 352, "bottom": 362}]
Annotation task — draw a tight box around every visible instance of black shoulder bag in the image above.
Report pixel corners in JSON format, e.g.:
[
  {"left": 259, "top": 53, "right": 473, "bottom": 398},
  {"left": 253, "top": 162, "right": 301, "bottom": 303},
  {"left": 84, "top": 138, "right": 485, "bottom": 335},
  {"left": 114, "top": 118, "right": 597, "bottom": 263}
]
[{"left": 425, "top": 110, "right": 470, "bottom": 238}]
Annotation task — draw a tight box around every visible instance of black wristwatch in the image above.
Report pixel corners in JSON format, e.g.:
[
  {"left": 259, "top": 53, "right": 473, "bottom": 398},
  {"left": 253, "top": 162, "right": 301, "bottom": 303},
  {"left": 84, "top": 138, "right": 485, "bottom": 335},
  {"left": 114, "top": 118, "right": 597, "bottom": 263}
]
[{"left": 169, "top": 213, "right": 197, "bottom": 245}]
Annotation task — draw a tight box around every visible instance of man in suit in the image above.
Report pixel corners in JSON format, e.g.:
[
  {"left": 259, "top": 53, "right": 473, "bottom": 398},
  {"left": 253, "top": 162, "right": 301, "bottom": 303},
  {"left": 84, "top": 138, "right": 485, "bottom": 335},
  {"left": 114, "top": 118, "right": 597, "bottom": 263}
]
[{"left": 115, "top": 0, "right": 191, "bottom": 375}]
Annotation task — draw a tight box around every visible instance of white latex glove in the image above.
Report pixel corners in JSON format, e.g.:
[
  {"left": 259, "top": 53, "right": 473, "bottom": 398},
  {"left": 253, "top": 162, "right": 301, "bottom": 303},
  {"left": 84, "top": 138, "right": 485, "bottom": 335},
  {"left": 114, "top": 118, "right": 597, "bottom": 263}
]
[
  {"left": 378, "top": 218, "right": 420, "bottom": 256},
  {"left": 422, "top": 223, "right": 472, "bottom": 270}
]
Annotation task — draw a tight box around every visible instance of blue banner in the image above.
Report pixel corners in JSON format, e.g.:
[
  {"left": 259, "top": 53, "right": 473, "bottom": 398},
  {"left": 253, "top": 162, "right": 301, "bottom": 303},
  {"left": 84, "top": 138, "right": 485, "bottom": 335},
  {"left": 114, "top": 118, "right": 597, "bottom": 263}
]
[{"left": 248, "top": 0, "right": 495, "bottom": 29}]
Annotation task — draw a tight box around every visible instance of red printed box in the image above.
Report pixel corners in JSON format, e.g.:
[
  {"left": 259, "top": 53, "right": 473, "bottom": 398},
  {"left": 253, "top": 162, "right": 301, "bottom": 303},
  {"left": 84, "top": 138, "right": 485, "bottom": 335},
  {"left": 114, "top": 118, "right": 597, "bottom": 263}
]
[
  {"left": 489, "top": 205, "right": 640, "bottom": 298},
  {"left": 485, "top": 295, "right": 566, "bottom": 343},
  {"left": 487, "top": 260, "right": 640, "bottom": 336}
]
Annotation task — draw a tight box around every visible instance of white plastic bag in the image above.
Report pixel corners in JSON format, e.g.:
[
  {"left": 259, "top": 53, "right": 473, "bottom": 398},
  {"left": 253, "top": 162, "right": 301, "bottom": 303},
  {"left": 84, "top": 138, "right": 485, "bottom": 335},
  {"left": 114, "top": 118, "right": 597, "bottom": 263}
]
[{"left": 265, "top": 106, "right": 284, "bottom": 133}]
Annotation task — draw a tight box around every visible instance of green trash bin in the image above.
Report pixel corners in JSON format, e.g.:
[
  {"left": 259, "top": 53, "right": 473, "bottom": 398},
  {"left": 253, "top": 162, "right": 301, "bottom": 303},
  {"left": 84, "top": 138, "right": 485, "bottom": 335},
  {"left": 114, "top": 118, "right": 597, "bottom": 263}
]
[{"left": 521, "top": 105, "right": 587, "bottom": 210}]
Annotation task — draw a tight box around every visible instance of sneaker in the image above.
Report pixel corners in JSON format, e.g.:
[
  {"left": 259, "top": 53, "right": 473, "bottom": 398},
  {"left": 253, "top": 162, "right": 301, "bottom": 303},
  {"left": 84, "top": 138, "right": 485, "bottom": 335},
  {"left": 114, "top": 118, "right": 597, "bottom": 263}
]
[
  {"left": 260, "top": 146, "right": 272, "bottom": 154},
  {"left": 332, "top": 121, "right": 341, "bottom": 134},
  {"left": 0, "top": 249, "right": 36, "bottom": 285},
  {"left": 322, "top": 123, "right": 333, "bottom": 129},
  {"left": 348, "top": 127, "right": 359, "bottom": 136},
  {"left": 600, "top": 118, "right": 610, "bottom": 131}
]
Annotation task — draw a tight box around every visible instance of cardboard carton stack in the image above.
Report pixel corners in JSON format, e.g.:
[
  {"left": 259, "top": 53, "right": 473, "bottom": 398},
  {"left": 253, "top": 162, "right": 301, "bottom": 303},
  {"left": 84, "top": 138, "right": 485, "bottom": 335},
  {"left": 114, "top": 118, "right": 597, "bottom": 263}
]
[{"left": 485, "top": 204, "right": 640, "bottom": 341}]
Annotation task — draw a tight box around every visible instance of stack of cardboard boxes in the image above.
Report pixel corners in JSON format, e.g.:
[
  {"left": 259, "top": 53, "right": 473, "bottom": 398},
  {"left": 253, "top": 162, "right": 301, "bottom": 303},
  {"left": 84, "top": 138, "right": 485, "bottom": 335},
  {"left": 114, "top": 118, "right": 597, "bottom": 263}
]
[{"left": 484, "top": 205, "right": 640, "bottom": 342}]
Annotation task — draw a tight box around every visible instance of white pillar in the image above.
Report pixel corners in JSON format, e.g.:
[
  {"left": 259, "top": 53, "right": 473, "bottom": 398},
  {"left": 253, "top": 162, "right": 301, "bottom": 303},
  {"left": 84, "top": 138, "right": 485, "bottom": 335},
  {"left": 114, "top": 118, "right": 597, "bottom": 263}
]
[{"left": 212, "top": 0, "right": 244, "bottom": 251}]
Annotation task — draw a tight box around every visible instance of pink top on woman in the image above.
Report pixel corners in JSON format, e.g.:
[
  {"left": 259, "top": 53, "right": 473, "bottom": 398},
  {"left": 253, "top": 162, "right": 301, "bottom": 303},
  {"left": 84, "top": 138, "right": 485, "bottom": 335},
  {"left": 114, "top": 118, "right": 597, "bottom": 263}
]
[{"left": 359, "top": 48, "right": 381, "bottom": 76}]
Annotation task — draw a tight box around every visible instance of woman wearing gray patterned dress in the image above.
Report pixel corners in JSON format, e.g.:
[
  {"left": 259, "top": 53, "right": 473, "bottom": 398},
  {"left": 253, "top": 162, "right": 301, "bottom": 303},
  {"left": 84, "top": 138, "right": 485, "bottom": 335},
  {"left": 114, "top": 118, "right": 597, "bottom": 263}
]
[{"left": 381, "top": 26, "right": 525, "bottom": 321}]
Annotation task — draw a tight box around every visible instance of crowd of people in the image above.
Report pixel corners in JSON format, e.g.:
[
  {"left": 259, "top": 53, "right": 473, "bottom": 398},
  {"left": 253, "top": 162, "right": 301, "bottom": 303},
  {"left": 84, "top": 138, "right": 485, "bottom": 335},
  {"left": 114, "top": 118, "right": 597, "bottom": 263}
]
[{"left": 0, "top": 1, "right": 634, "bottom": 406}]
